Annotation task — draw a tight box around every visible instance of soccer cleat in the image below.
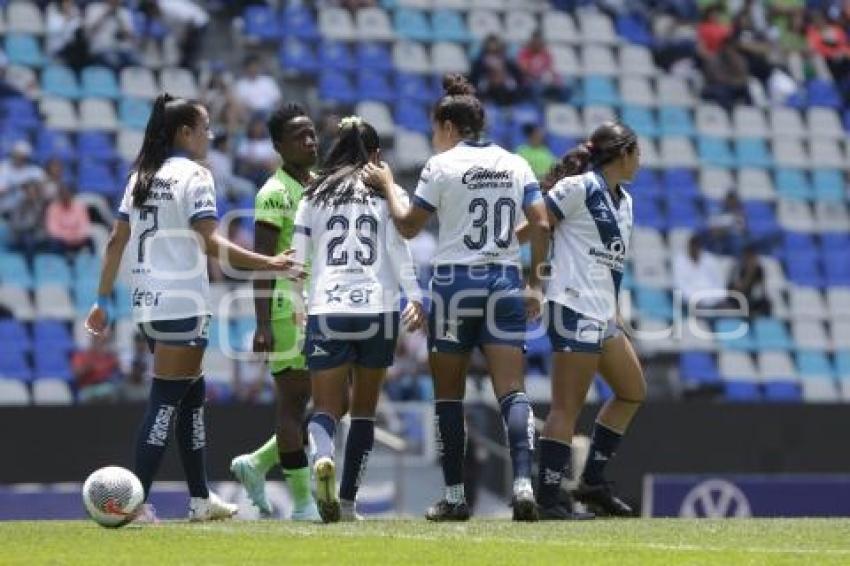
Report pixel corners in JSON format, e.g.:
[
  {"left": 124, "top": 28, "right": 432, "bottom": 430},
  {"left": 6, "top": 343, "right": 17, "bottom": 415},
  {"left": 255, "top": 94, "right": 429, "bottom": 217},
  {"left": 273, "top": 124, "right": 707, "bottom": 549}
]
[
  {"left": 538, "top": 503, "right": 596, "bottom": 521},
  {"left": 313, "top": 457, "right": 340, "bottom": 523},
  {"left": 572, "top": 481, "right": 636, "bottom": 517},
  {"left": 425, "top": 499, "right": 470, "bottom": 522},
  {"left": 511, "top": 486, "right": 539, "bottom": 522},
  {"left": 291, "top": 500, "right": 321, "bottom": 522},
  {"left": 188, "top": 492, "right": 239, "bottom": 522},
  {"left": 133, "top": 503, "right": 159, "bottom": 524},
  {"left": 230, "top": 454, "right": 273, "bottom": 516},
  {"left": 340, "top": 501, "right": 364, "bottom": 522}
]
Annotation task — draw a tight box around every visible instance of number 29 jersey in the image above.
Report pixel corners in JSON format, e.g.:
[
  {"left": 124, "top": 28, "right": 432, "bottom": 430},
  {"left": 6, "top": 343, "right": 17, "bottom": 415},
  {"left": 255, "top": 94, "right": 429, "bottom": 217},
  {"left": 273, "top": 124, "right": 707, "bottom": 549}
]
[
  {"left": 293, "top": 182, "right": 422, "bottom": 316},
  {"left": 412, "top": 141, "right": 541, "bottom": 267},
  {"left": 117, "top": 156, "right": 218, "bottom": 323}
]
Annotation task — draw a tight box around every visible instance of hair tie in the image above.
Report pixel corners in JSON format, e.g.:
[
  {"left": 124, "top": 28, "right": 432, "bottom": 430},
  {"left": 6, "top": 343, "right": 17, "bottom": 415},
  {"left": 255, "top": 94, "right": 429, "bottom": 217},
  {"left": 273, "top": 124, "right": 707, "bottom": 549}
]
[{"left": 339, "top": 115, "right": 363, "bottom": 131}]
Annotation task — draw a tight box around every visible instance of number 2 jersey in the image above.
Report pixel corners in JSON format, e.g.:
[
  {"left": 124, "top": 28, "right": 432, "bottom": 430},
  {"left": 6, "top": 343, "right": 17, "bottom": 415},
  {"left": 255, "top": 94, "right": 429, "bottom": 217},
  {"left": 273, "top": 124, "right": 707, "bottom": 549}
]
[
  {"left": 412, "top": 140, "right": 541, "bottom": 266},
  {"left": 293, "top": 181, "right": 422, "bottom": 315},
  {"left": 117, "top": 156, "right": 218, "bottom": 323}
]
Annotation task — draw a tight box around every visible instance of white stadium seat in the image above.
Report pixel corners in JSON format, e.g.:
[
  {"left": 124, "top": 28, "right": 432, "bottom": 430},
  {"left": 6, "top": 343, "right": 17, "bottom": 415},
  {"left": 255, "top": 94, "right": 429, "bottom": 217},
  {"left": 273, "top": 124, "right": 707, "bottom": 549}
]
[
  {"left": 657, "top": 76, "right": 695, "bottom": 107},
  {"left": 777, "top": 199, "right": 815, "bottom": 232},
  {"left": 581, "top": 45, "right": 617, "bottom": 76},
  {"left": 392, "top": 41, "right": 431, "bottom": 74},
  {"left": 7, "top": 1, "right": 44, "bottom": 34},
  {"left": 826, "top": 288, "right": 850, "bottom": 319},
  {"left": 471, "top": 0, "right": 507, "bottom": 9},
  {"left": 769, "top": 107, "right": 805, "bottom": 138},
  {"left": 801, "top": 379, "right": 838, "bottom": 402},
  {"left": 545, "top": 103, "right": 582, "bottom": 137},
  {"left": 117, "top": 129, "right": 144, "bottom": 163},
  {"left": 719, "top": 351, "right": 758, "bottom": 381},
  {"left": 467, "top": 10, "right": 503, "bottom": 41},
  {"left": 504, "top": 10, "right": 538, "bottom": 44},
  {"left": 699, "top": 167, "right": 734, "bottom": 201},
  {"left": 620, "top": 76, "right": 654, "bottom": 106},
  {"left": 667, "top": 228, "right": 694, "bottom": 256},
  {"left": 159, "top": 67, "right": 199, "bottom": 100},
  {"left": 431, "top": 42, "right": 469, "bottom": 74},
  {"left": 760, "top": 257, "right": 788, "bottom": 293},
  {"left": 792, "top": 321, "right": 830, "bottom": 350},
  {"left": 550, "top": 45, "right": 580, "bottom": 77},
  {"left": 789, "top": 287, "right": 828, "bottom": 321},
  {"left": 637, "top": 137, "right": 660, "bottom": 167},
  {"left": 32, "top": 378, "right": 73, "bottom": 405},
  {"left": 577, "top": 10, "right": 616, "bottom": 44},
  {"left": 543, "top": 11, "right": 578, "bottom": 45},
  {"left": 319, "top": 8, "right": 356, "bottom": 41},
  {"left": 772, "top": 139, "right": 809, "bottom": 168},
  {"left": 737, "top": 168, "right": 776, "bottom": 201},
  {"left": 809, "top": 140, "right": 845, "bottom": 169},
  {"left": 659, "top": 137, "right": 698, "bottom": 168},
  {"left": 40, "top": 97, "right": 79, "bottom": 131},
  {"left": 757, "top": 352, "right": 798, "bottom": 382},
  {"left": 356, "top": 101, "right": 395, "bottom": 138},
  {"left": 0, "top": 379, "right": 30, "bottom": 406},
  {"left": 0, "top": 285, "right": 34, "bottom": 320},
  {"left": 732, "top": 106, "right": 768, "bottom": 138},
  {"left": 814, "top": 201, "right": 850, "bottom": 233},
  {"left": 35, "top": 284, "right": 74, "bottom": 319},
  {"left": 696, "top": 103, "right": 732, "bottom": 137},
  {"left": 120, "top": 67, "right": 158, "bottom": 100},
  {"left": 356, "top": 7, "right": 395, "bottom": 41},
  {"left": 674, "top": 318, "right": 717, "bottom": 352},
  {"left": 79, "top": 98, "right": 118, "bottom": 131},
  {"left": 434, "top": 0, "right": 470, "bottom": 8},
  {"left": 582, "top": 105, "right": 615, "bottom": 134},
  {"left": 806, "top": 108, "right": 844, "bottom": 140},
  {"left": 619, "top": 45, "right": 655, "bottom": 77},
  {"left": 831, "top": 321, "right": 850, "bottom": 350},
  {"left": 632, "top": 255, "right": 671, "bottom": 289},
  {"left": 394, "top": 129, "right": 431, "bottom": 169},
  {"left": 398, "top": 0, "right": 431, "bottom": 8}
]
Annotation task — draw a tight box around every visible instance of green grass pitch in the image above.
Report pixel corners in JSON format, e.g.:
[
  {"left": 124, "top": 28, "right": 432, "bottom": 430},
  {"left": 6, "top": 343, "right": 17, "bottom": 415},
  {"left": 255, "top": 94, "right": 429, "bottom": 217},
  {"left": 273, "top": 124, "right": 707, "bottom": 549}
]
[{"left": 3, "top": 519, "right": 850, "bottom": 565}]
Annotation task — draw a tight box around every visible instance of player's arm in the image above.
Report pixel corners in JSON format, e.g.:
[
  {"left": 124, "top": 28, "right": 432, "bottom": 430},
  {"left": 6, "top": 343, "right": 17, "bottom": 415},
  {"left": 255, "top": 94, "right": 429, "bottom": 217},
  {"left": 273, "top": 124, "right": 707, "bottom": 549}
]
[
  {"left": 522, "top": 180, "right": 549, "bottom": 320},
  {"left": 192, "top": 218, "right": 303, "bottom": 276},
  {"left": 385, "top": 200, "right": 426, "bottom": 331},
  {"left": 85, "top": 219, "right": 130, "bottom": 336},
  {"left": 252, "top": 221, "right": 279, "bottom": 354},
  {"left": 363, "top": 162, "right": 431, "bottom": 239}
]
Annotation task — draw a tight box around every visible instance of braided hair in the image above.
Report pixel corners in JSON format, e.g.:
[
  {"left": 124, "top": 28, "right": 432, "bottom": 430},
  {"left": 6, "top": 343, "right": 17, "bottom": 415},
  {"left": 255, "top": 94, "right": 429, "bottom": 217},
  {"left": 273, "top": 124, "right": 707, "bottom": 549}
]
[
  {"left": 541, "top": 121, "right": 637, "bottom": 192},
  {"left": 131, "top": 93, "right": 204, "bottom": 207}
]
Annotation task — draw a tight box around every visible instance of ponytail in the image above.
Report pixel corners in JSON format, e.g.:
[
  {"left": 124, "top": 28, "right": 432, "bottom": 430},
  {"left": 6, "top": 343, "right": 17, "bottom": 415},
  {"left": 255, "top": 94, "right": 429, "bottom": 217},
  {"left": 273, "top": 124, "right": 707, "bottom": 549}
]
[
  {"left": 541, "top": 121, "right": 637, "bottom": 192},
  {"left": 131, "top": 93, "right": 203, "bottom": 208},
  {"left": 433, "top": 73, "right": 485, "bottom": 139},
  {"left": 306, "top": 116, "right": 380, "bottom": 205}
]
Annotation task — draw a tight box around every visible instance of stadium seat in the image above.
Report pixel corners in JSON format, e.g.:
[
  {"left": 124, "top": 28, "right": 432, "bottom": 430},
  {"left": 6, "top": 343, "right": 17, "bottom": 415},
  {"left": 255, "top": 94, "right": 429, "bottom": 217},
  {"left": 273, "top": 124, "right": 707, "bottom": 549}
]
[
  {"left": 318, "top": 71, "right": 357, "bottom": 105},
  {"left": 697, "top": 137, "right": 734, "bottom": 167},
  {"left": 79, "top": 98, "right": 119, "bottom": 131},
  {"left": 242, "top": 5, "right": 281, "bottom": 41},
  {"left": 679, "top": 351, "right": 721, "bottom": 388},
  {"left": 392, "top": 41, "right": 431, "bottom": 74},
  {"left": 815, "top": 201, "right": 850, "bottom": 234},
  {"left": 0, "top": 253, "right": 32, "bottom": 288},
  {"left": 33, "top": 320, "right": 73, "bottom": 352},
  {"left": 40, "top": 97, "right": 79, "bottom": 131},
  {"left": 119, "top": 98, "right": 153, "bottom": 130},
  {"left": 788, "top": 286, "right": 827, "bottom": 321},
  {"left": 831, "top": 321, "right": 850, "bottom": 350},
  {"left": 732, "top": 106, "right": 768, "bottom": 138},
  {"left": 5, "top": 33, "right": 45, "bottom": 67},
  {"left": 715, "top": 318, "right": 754, "bottom": 351},
  {"left": 806, "top": 79, "right": 842, "bottom": 109},
  {"left": 395, "top": 72, "right": 438, "bottom": 104},
  {"left": 550, "top": 45, "right": 579, "bottom": 77},
  {"left": 661, "top": 137, "right": 699, "bottom": 168},
  {"left": 77, "top": 131, "right": 118, "bottom": 162},
  {"left": 616, "top": 13, "right": 653, "bottom": 45},
  {"left": 718, "top": 351, "right": 758, "bottom": 381},
  {"left": 355, "top": 70, "right": 393, "bottom": 103},
  {"left": 319, "top": 7, "right": 356, "bottom": 41},
  {"left": 545, "top": 103, "right": 582, "bottom": 138},
  {"left": 319, "top": 41, "right": 355, "bottom": 72},
  {"left": 396, "top": 8, "right": 433, "bottom": 42},
  {"left": 42, "top": 65, "right": 81, "bottom": 99},
  {"left": 356, "top": 43, "right": 393, "bottom": 72},
  {"left": 734, "top": 138, "right": 772, "bottom": 168},
  {"left": 0, "top": 319, "right": 30, "bottom": 354},
  {"left": 504, "top": 10, "right": 538, "bottom": 44},
  {"left": 0, "top": 284, "right": 34, "bottom": 320},
  {"left": 619, "top": 45, "right": 655, "bottom": 77},
  {"left": 777, "top": 199, "right": 816, "bottom": 233},
  {"left": 117, "top": 129, "right": 143, "bottom": 163},
  {"left": 6, "top": 1, "right": 44, "bottom": 34},
  {"left": 431, "top": 9, "right": 469, "bottom": 43},
  {"left": 696, "top": 103, "right": 732, "bottom": 138},
  {"left": 632, "top": 255, "right": 671, "bottom": 288},
  {"left": 355, "top": 7, "right": 394, "bottom": 41},
  {"left": 32, "top": 378, "right": 73, "bottom": 405},
  {"left": 542, "top": 10, "right": 578, "bottom": 45},
  {"left": 581, "top": 45, "right": 617, "bottom": 76},
  {"left": 394, "top": 129, "right": 430, "bottom": 169},
  {"left": 582, "top": 105, "right": 615, "bottom": 134},
  {"left": 698, "top": 167, "right": 733, "bottom": 201},
  {"left": 621, "top": 106, "right": 657, "bottom": 137},
  {"left": 736, "top": 168, "right": 775, "bottom": 201},
  {"left": 395, "top": 100, "right": 430, "bottom": 133},
  {"left": 792, "top": 320, "right": 831, "bottom": 351},
  {"left": 120, "top": 67, "right": 158, "bottom": 100},
  {"left": 577, "top": 11, "right": 616, "bottom": 45},
  {"left": 837, "top": 351, "right": 850, "bottom": 379},
  {"left": 812, "top": 170, "right": 846, "bottom": 203},
  {"left": 634, "top": 287, "right": 673, "bottom": 319},
  {"left": 33, "top": 254, "right": 71, "bottom": 287},
  {"left": 356, "top": 101, "right": 394, "bottom": 137},
  {"left": 772, "top": 139, "right": 809, "bottom": 169},
  {"left": 35, "top": 285, "right": 74, "bottom": 320},
  {"left": 159, "top": 68, "right": 199, "bottom": 100},
  {"left": 34, "top": 349, "right": 72, "bottom": 382},
  {"left": 0, "top": 379, "right": 30, "bottom": 406},
  {"left": 81, "top": 66, "right": 120, "bottom": 100},
  {"left": 658, "top": 106, "right": 695, "bottom": 137},
  {"left": 775, "top": 168, "right": 812, "bottom": 201},
  {"left": 2, "top": 96, "right": 40, "bottom": 129},
  {"left": 620, "top": 76, "right": 654, "bottom": 106},
  {"left": 282, "top": 4, "right": 319, "bottom": 40},
  {"left": 0, "top": 350, "right": 32, "bottom": 382},
  {"left": 582, "top": 76, "right": 619, "bottom": 105},
  {"left": 279, "top": 38, "right": 319, "bottom": 75},
  {"left": 769, "top": 107, "right": 805, "bottom": 138},
  {"left": 432, "top": 42, "right": 469, "bottom": 74},
  {"left": 826, "top": 288, "right": 850, "bottom": 319},
  {"left": 806, "top": 107, "right": 844, "bottom": 140},
  {"left": 77, "top": 160, "right": 118, "bottom": 196},
  {"left": 752, "top": 318, "right": 793, "bottom": 350}
]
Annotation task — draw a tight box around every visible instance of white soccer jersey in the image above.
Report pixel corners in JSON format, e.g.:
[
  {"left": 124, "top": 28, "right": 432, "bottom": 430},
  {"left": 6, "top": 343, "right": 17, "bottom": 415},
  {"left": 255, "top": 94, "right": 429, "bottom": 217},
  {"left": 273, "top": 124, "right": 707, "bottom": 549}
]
[
  {"left": 293, "top": 181, "right": 422, "bottom": 315},
  {"left": 413, "top": 141, "right": 541, "bottom": 266},
  {"left": 544, "top": 170, "right": 634, "bottom": 322},
  {"left": 117, "top": 156, "right": 218, "bottom": 323}
]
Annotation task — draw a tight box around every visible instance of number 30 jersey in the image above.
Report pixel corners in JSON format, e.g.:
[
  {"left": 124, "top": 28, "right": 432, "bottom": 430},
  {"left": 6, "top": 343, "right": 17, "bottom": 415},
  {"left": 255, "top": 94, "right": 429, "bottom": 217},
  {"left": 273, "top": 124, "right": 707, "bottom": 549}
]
[
  {"left": 117, "top": 156, "right": 218, "bottom": 323},
  {"left": 413, "top": 140, "right": 541, "bottom": 266},
  {"left": 293, "top": 181, "right": 422, "bottom": 315}
]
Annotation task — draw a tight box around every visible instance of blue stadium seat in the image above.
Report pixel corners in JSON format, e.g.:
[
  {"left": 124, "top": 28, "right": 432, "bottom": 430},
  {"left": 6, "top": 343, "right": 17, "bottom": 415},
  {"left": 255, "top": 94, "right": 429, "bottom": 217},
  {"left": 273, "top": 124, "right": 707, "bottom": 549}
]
[
  {"left": 635, "top": 287, "right": 674, "bottom": 319},
  {"left": 394, "top": 8, "right": 433, "bottom": 42},
  {"left": 32, "top": 320, "right": 73, "bottom": 353},
  {"left": 5, "top": 34, "right": 45, "bottom": 67},
  {"left": 806, "top": 79, "right": 842, "bottom": 109},
  {"left": 396, "top": 72, "right": 437, "bottom": 104},
  {"left": 243, "top": 5, "right": 281, "bottom": 41},
  {"left": 356, "top": 42, "right": 393, "bottom": 72},
  {"left": 633, "top": 198, "right": 667, "bottom": 229},
  {"left": 781, "top": 232, "right": 816, "bottom": 258},
  {"left": 395, "top": 100, "right": 430, "bottom": 133},
  {"left": 616, "top": 13, "right": 654, "bottom": 46},
  {"left": 357, "top": 70, "right": 394, "bottom": 102},
  {"left": 820, "top": 233, "right": 850, "bottom": 253},
  {"left": 119, "top": 98, "right": 152, "bottom": 130},
  {"left": 81, "top": 66, "right": 121, "bottom": 100},
  {"left": 785, "top": 255, "right": 824, "bottom": 287},
  {"left": 0, "top": 253, "right": 33, "bottom": 288},
  {"left": 0, "top": 320, "right": 30, "bottom": 354},
  {"left": 743, "top": 202, "right": 778, "bottom": 237},
  {"left": 658, "top": 106, "right": 695, "bottom": 136},
  {"left": 662, "top": 168, "right": 698, "bottom": 198},
  {"left": 734, "top": 138, "right": 772, "bottom": 168},
  {"left": 824, "top": 255, "right": 850, "bottom": 286},
  {"left": 631, "top": 169, "right": 662, "bottom": 199},
  {"left": 0, "top": 351, "right": 32, "bottom": 382},
  {"left": 77, "top": 160, "right": 118, "bottom": 196},
  {"left": 281, "top": 4, "right": 319, "bottom": 40},
  {"left": 432, "top": 9, "right": 470, "bottom": 43},
  {"left": 621, "top": 105, "right": 658, "bottom": 137},
  {"left": 34, "top": 129, "right": 76, "bottom": 163},
  {"left": 812, "top": 169, "right": 845, "bottom": 202},
  {"left": 697, "top": 136, "right": 735, "bottom": 167},
  {"left": 33, "top": 253, "right": 71, "bottom": 286},
  {"left": 77, "top": 131, "right": 118, "bottom": 162},
  {"left": 2, "top": 97, "right": 41, "bottom": 129},
  {"left": 724, "top": 381, "right": 761, "bottom": 401},
  {"left": 679, "top": 352, "right": 721, "bottom": 387},
  {"left": 34, "top": 349, "right": 72, "bottom": 382},
  {"left": 762, "top": 381, "right": 802, "bottom": 401},
  {"left": 42, "top": 65, "right": 81, "bottom": 99},
  {"left": 546, "top": 134, "right": 575, "bottom": 157},
  {"left": 319, "top": 41, "right": 356, "bottom": 71},
  {"left": 666, "top": 197, "right": 702, "bottom": 228},
  {"left": 836, "top": 351, "right": 850, "bottom": 378},
  {"left": 74, "top": 278, "right": 98, "bottom": 315},
  {"left": 797, "top": 351, "right": 835, "bottom": 378},
  {"left": 279, "top": 38, "right": 319, "bottom": 74},
  {"left": 715, "top": 318, "right": 755, "bottom": 351},
  {"left": 775, "top": 168, "right": 812, "bottom": 201},
  {"left": 582, "top": 76, "right": 620, "bottom": 106},
  {"left": 318, "top": 72, "right": 357, "bottom": 105},
  {"left": 752, "top": 318, "right": 793, "bottom": 351}
]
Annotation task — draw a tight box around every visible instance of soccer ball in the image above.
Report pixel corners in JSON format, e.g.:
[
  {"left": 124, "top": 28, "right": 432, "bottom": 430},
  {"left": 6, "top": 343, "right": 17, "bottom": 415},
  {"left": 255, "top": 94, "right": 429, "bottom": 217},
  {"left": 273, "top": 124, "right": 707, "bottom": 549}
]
[{"left": 82, "top": 466, "right": 145, "bottom": 528}]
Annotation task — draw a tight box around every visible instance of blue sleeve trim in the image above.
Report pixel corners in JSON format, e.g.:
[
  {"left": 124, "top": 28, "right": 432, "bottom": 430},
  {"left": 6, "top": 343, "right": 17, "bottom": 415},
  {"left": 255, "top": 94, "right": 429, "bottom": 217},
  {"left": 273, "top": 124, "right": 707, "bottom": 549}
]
[
  {"left": 544, "top": 194, "right": 565, "bottom": 221},
  {"left": 412, "top": 195, "right": 436, "bottom": 213},
  {"left": 523, "top": 183, "right": 542, "bottom": 208},
  {"left": 294, "top": 225, "right": 311, "bottom": 236},
  {"left": 117, "top": 211, "right": 130, "bottom": 221},
  {"left": 189, "top": 211, "right": 218, "bottom": 224}
]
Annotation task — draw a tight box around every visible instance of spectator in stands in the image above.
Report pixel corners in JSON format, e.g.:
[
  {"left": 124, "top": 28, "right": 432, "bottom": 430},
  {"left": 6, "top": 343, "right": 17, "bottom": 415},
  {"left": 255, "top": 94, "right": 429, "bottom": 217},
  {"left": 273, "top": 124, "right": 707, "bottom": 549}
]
[
  {"left": 9, "top": 180, "right": 48, "bottom": 257},
  {"left": 697, "top": 3, "right": 731, "bottom": 56},
  {"left": 701, "top": 36, "right": 753, "bottom": 109},
  {"left": 85, "top": 0, "right": 140, "bottom": 69},
  {"left": 0, "top": 141, "right": 45, "bottom": 217},
  {"left": 46, "top": 0, "right": 90, "bottom": 71},
  {"left": 235, "top": 115, "right": 279, "bottom": 187},
  {"left": 806, "top": 10, "right": 850, "bottom": 84},
  {"left": 517, "top": 31, "right": 570, "bottom": 102},
  {"left": 207, "top": 132, "right": 255, "bottom": 201},
  {"left": 138, "top": 0, "right": 210, "bottom": 68},
  {"left": 233, "top": 55, "right": 282, "bottom": 116},
  {"left": 73, "top": 336, "right": 121, "bottom": 403},
  {"left": 728, "top": 243, "right": 771, "bottom": 318},
  {"left": 470, "top": 35, "right": 528, "bottom": 106},
  {"left": 673, "top": 235, "right": 727, "bottom": 309},
  {"left": 202, "top": 64, "right": 246, "bottom": 134},
  {"left": 731, "top": 8, "right": 777, "bottom": 85},
  {"left": 704, "top": 191, "right": 747, "bottom": 256},
  {"left": 120, "top": 332, "right": 152, "bottom": 403},
  {"left": 516, "top": 124, "right": 557, "bottom": 180},
  {"left": 42, "top": 157, "right": 67, "bottom": 201},
  {"left": 44, "top": 184, "right": 93, "bottom": 254}
]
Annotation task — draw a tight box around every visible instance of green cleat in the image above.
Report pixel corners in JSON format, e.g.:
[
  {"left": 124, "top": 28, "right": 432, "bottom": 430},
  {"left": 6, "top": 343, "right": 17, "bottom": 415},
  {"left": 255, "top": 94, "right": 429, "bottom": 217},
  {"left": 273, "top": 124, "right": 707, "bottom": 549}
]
[
  {"left": 230, "top": 454, "right": 273, "bottom": 517},
  {"left": 291, "top": 500, "right": 321, "bottom": 522}
]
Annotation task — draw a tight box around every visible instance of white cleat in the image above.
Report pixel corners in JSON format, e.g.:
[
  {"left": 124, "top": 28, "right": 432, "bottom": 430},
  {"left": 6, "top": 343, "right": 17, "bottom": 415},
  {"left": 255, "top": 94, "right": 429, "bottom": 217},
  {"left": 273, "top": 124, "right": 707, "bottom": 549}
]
[
  {"left": 340, "top": 500, "right": 364, "bottom": 522},
  {"left": 313, "top": 457, "right": 339, "bottom": 523},
  {"left": 188, "top": 491, "right": 238, "bottom": 522},
  {"left": 133, "top": 503, "right": 159, "bottom": 525}
]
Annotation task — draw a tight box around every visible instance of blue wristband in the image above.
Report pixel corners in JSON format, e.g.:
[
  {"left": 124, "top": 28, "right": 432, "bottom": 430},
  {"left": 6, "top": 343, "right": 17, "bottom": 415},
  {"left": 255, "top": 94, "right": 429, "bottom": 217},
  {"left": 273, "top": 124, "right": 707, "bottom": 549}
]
[{"left": 95, "top": 294, "right": 113, "bottom": 322}]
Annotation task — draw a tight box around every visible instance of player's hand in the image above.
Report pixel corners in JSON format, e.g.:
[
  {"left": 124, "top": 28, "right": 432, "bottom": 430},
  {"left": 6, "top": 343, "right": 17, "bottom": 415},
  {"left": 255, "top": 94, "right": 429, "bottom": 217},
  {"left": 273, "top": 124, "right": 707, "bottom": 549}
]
[
  {"left": 524, "top": 284, "right": 543, "bottom": 321},
  {"left": 402, "top": 300, "right": 427, "bottom": 332},
  {"left": 253, "top": 323, "right": 273, "bottom": 355},
  {"left": 269, "top": 249, "right": 307, "bottom": 281},
  {"left": 362, "top": 162, "right": 393, "bottom": 194},
  {"left": 84, "top": 304, "right": 110, "bottom": 337}
]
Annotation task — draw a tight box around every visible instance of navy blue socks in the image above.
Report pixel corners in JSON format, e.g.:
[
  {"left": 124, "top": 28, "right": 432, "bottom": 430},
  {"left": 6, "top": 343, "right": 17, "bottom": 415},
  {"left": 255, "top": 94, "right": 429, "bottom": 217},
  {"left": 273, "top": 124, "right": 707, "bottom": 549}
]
[
  {"left": 498, "top": 391, "right": 534, "bottom": 482},
  {"left": 536, "top": 438, "right": 571, "bottom": 507},
  {"left": 174, "top": 377, "right": 209, "bottom": 498},
  {"left": 340, "top": 417, "right": 375, "bottom": 502},
  {"left": 435, "top": 399, "right": 465, "bottom": 493},
  {"left": 582, "top": 422, "right": 623, "bottom": 486}
]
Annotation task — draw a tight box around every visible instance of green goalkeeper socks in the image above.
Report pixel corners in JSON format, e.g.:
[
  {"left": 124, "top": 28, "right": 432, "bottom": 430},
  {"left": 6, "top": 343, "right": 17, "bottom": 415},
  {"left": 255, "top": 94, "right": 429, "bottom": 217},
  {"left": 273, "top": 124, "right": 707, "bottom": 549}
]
[
  {"left": 284, "top": 467, "right": 313, "bottom": 509},
  {"left": 250, "top": 436, "right": 280, "bottom": 476}
]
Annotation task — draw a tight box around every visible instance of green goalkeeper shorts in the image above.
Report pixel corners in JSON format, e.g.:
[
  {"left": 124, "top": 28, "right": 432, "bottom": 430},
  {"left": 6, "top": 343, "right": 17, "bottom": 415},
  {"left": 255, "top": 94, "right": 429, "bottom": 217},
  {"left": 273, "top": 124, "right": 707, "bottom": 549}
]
[{"left": 268, "top": 316, "right": 307, "bottom": 374}]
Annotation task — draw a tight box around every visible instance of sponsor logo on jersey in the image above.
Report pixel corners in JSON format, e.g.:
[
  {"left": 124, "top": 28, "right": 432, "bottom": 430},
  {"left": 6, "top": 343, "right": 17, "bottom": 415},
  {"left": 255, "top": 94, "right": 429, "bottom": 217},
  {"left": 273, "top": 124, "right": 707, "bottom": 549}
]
[
  {"left": 324, "top": 283, "right": 376, "bottom": 307},
  {"left": 587, "top": 237, "right": 626, "bottom": 270},
  {"left": 194, "top": 197, "right": 216, "bottom": 210},
  {"left": 461, "top": 166, "right": 513, "bottom": 190},
  {"left": 132, "top": 288, "right": 163, "bottom": 308}
]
